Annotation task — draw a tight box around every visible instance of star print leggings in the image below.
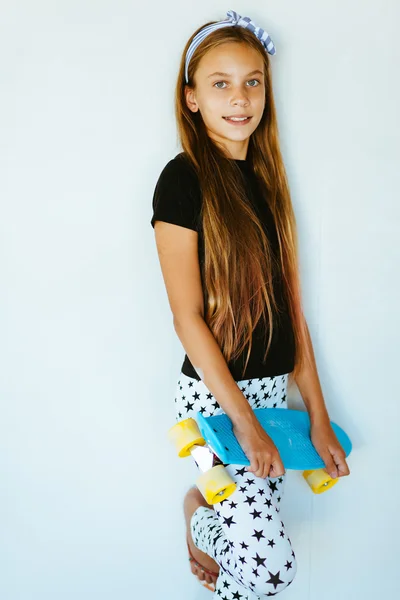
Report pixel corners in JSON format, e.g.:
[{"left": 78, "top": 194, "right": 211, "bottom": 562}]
[{"left": 174, "top": 371, "right": 298, "bottom": 599}]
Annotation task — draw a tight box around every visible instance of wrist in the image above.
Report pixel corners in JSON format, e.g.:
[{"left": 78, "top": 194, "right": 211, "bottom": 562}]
[
  {"left": 309, "top": 408, "right": 330, "bottom": 426},
  {"left": 232, "top": 412, "right": 259, "bottom": 431}
]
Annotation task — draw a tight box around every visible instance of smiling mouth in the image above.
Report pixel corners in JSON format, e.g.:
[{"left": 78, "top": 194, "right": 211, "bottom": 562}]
[
  {"left": 222, "top": 116, "right": 252, "bottom": 125},
  {"left": 223, "top": 116, "right": 252, "bottom": 121}
]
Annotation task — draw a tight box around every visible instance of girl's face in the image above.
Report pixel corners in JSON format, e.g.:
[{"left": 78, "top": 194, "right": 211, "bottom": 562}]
[{"left": 185, "top": 42, "right": 266, "bottom": 159}]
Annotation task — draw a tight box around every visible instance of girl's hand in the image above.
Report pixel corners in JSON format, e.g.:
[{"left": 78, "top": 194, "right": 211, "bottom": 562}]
[
  {"left": 233, "top": 420, "right": 285, "bottom": 479},
  {"left": 310, "top": 418, "right": 351, "bottom": 479}
]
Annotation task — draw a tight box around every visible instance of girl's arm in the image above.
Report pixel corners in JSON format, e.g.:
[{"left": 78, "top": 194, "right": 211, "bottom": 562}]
[
  {"left": 153, "top": 220, "right": 259, "bottom": 429},
  {"left": 294, "top": 321, "right": 350, "bottom": 478},
  {"left": 294, "top": 321, "right": 330, "bottom": 425}
]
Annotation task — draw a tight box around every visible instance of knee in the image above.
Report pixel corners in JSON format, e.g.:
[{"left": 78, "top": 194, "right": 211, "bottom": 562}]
[{"left": 239, "top": 547, "right": 298, "bottom": 597}]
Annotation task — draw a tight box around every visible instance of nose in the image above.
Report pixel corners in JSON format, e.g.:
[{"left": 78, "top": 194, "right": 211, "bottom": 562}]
[
  {"left": 230, "top": 89, "right": 250, "bottom": 107},
  {"left": 232, "top": 99, "right": 248, "bottom": 107}
]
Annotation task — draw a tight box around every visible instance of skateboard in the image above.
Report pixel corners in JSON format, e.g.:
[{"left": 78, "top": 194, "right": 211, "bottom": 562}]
[{"left": 168, "top": 408, "right": 352, "bottom": 504}]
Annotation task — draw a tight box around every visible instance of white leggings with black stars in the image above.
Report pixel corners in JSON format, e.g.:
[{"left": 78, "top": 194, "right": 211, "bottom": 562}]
[{"left": 174, "top": 371, "right": 298, "bottom": 599}]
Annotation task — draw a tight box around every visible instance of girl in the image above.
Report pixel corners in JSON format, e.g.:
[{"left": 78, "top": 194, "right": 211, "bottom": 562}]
[{"left": 151, "top": 10, "right": 350, "bottom": 598}]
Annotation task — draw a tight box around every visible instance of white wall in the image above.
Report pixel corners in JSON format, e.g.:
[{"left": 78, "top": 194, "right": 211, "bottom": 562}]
[{"left": 0, "top": 2, "right": 399, "bottom": 599}]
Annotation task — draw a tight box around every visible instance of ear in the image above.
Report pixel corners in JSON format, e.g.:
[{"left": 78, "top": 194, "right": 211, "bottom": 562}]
[{"left": 184, "top": 85, "right": 199, "bottom": 113}]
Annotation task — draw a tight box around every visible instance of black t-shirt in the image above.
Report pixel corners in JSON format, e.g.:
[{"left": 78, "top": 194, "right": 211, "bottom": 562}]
[{"left": 151, "top": 152, "right": 295, "bottom": 381}]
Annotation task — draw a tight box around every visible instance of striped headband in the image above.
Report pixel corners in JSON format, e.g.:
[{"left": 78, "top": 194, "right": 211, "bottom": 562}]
[{"left": 185, "top": 9, "right": 276, "bottom": 83}]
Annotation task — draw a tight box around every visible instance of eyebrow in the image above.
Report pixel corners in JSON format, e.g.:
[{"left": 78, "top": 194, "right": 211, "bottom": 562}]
[{"left": 207, "top": 69, "right": 264, "bottom": 78}]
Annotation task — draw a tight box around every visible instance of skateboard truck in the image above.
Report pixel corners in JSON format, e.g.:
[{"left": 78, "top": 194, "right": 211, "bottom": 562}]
[
  {"left": 168, "top": 418, "right": 237, "bottom": 504},
  {"left": 190, "top": 442, "right": 224, "bottom": 471}
]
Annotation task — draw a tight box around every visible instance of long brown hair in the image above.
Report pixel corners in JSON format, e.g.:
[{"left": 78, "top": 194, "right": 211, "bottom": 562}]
[{"left": 174, "top": 22, "right": 312, "bottom": 383}]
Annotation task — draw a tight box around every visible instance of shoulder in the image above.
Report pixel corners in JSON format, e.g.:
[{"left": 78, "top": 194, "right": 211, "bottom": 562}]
[
  {"left": 151, "top": 153, "right": 202, "bottom": 231},
  {"left": 155, "top": 152, "right": 198, "bottom": 187}
]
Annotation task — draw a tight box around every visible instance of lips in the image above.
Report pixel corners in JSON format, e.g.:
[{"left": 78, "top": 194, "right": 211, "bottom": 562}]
[{"left": 222, "top": 116, "right": 253, "bottom": 126}]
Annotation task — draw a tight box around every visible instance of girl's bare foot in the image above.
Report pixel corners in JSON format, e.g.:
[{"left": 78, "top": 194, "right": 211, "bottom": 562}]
[{"left": 183, "top": 486, "right": 220, "bottom": 588}]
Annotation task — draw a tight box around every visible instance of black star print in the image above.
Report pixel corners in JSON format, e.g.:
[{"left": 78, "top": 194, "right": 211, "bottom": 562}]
[
  {"left": 284, "top": 560, "right": 293, "bottom": 570},
  {"left": 252, "top": 529, "right": 266, "bottom": 541},
  {"left": 252, "top": 552, "right": 267, "bottom": 567},
  {"left": 244, "top": 495, "right": 257, "bottom": 506},
  {"left": 266, "top": 570, "right": 284, "bottom": 589},
  {"left": 223, "top": 515, "right": 236, "bottom": 528},
  {"left": 250, "top": 508, "right": 262, "bottom": 519},
  {"left": 213, "top": 532, "right": 224, "bottom": 544},
  {"left": 268, "top": 480, "right": 278, "bottom": 493},
  {"left": 222, "top": 543, "right": 230, "bottom": 555},
  {"left": 235, "top": 467, "right": 247, "bottom": 476}
]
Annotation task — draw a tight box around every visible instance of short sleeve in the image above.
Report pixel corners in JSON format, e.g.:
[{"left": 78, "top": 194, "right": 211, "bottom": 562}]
[{"left": 150, "top": 155, "right": 202, "bottom": 232}]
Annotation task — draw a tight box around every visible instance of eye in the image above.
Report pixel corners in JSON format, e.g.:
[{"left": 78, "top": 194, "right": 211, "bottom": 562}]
[{"left": 213, "top": 79, "right": 261, "bottom": 89}]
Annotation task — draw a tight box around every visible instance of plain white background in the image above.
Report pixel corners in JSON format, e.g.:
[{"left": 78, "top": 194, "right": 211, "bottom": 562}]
[{"left": 1, "top": 2, "right": 399, "bottom": 599}]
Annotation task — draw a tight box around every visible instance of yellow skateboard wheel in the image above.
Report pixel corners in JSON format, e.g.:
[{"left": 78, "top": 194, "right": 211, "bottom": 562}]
[
  {"left": 196, "top": 465, "right": 237, "bottom": 505},
  {"left": 167, "top": 418, "right": 206, "bottom": 458},
  {"left": 303, "top": 468, "right": 339, "bottom": 494}
]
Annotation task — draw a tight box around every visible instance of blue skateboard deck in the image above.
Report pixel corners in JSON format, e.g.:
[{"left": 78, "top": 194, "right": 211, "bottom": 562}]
[{"left": 196, "top": 408, "right": 352, "bottom": 470}]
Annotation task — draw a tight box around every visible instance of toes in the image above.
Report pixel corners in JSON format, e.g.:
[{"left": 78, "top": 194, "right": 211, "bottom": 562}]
[{"left": 191, "top": 563, "right": 204, "bottom": 581}]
